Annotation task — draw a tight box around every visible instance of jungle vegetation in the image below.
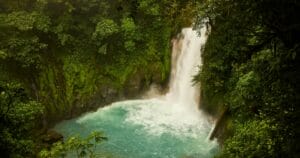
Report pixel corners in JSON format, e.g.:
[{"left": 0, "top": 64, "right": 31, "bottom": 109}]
[
  {"left": 0, "top": 0, "right": 299, "bottom": 157},
  {"left": 195, "top": 0, "right": 300, "bottom": 157},
  {"left": 0, "top": 0, "right": 196, "bottom": 157}
]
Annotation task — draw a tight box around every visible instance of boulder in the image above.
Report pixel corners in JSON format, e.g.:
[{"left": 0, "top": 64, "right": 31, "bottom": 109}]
[{"left": 42, "top": 130, "right": 63, "bottom": 144}]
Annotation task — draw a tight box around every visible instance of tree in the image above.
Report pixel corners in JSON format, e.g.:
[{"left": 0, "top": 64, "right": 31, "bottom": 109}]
[
  {"left": 195, "top": 0, "right": 300, "bottom": 157},
  {"left": 0, "top": 81, "right": 44, "bottom": 157},
  {"left": 218, "top": 120, "right": 280, "bottom": 158},
  {"left": 39, "top": 131, "right": 108, "bottom": 158}
]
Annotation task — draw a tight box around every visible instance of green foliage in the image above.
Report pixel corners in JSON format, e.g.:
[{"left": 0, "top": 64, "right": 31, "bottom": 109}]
[
  {"left": 121, "top": 17, "right": 139, "bottom": 52},
  {"left": 0, "top": 10, "right": 50, "bottom": 69},
  {"left": 62, "top": 56, "right": 99, "bottom": 111},
  {"left": 121, "top": 17, "right": 137, "bottom": 38},
  {"left": 2, "top": 11, "right": 50, "bottom": 32},
  {"left": 0, "top": 81, "right": 44, "bottom": 157},
  {"left": 138, "top": 0, "right": 160, "bottom": 16},
  {"left": 195, "top": 0, "right": 300, "bottom": 157},
  {"left": 218, "top": 120, "right": 280, "bottom": 158},
  {"left": 93, "top": 19, "right": 119, "bottom": 40},
  {"left": 39, "top": 131, "right": 108, "bottom": 158},
  {"left": 229, "top": 71, "right": 261, "bottom": 118},
  {"left": 0, "top": 0, "right": 199, "bottom": 156}
]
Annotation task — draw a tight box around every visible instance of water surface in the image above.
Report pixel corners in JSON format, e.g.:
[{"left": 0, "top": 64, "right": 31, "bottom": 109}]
[{"left": 55, "top": 99, "right": 219, "bottom": 158}]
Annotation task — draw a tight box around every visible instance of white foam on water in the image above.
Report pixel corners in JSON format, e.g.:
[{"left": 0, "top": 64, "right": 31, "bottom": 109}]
[
  {"left": 123, "top": 27, "right": 212, "bottom": 138},
  {"left": 124, "top": 99, "right": 211, "bottom": 138},
  {"left": 60, "top": 26, "right": 219, "bottom": 158}
]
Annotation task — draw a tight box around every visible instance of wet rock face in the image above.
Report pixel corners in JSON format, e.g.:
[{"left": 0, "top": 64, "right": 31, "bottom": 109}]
[
  {"left": 46, "top": 67, "right": 166, "bottom": 127},
  {"left": 99, "top": 86, "right": 120, "bottom": 102},
  {"left": 81, "top": 71, "right": 163, "bottom": 111},
  {"left": 42, "top": 130, "right": 63, "bottom": 144},
  {"left": 123, "top": 69, "right": 165, "bottom": 98},
  {"left": 124, "top": 71, "right": 145, "bottom": 98}
]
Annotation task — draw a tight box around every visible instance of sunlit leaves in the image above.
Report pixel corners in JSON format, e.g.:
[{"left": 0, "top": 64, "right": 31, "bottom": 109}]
[
  {"left": 0, "top": 81, "right": 44, "bottom": 157},
  {"left": 40, "top": 131, "right": 107, "bottom": 158},
  {"left": 0, "top": 50, "right": 7, "bottom": 59},
  {"left": 124, "top": 40, "right": 136, "bottom": 52},
  {"left": 4, "top": 36, "right": 47, "bottom": 68},
  {"left": 88, "top": 131, "right": 108, "bottom": 143},
  {"left": 120, "top": 17, "right": 138, "bottom": 52},
  {"left": 121, "top": 17, "right": 137, "bottom": 39},
  {"left": 0, "top": 10, "right": 50, "bottom": 68},
  {"left": 93, "top": 19, "right": 119, "bottom": 40},
  {"left": 235, "top": 71, "right": 260, "bottom": 100},
  {"left": 0, "top": 82, "right": 44, "bottom": 128},
  {"left": 139, "top": 0, "right": 160, "bottom": 16},
  {"left": 4, "top": 11, "right": 35, "bottom": 31},
  {"left": 219, "top": 120, "right": 279, "bottom": 158},
  {"left": 2, "top": 11, "right": 50, "bottom": 32}
]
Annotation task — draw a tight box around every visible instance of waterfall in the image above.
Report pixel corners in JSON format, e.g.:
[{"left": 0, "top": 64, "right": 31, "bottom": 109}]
[
  {"left": 55, "top": 26, "right": 218, "bottom": 158},
  {"left": 123, "top": 26, "right": 211, "bottom": 137},
  {"left": 166, "top": 27, "right": 208, "bottom": 110}
]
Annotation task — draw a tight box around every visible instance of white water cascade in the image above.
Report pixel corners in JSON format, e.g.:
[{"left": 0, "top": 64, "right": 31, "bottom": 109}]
[
  {"left": 166, "top": 27, "right": 206, "bottom": 106},
  {"left": 55, "top": 26, "right": 218, "bottom": 158},
  {"left": 165, "top": 27, "right": 208, "bottom": 117},
  {"left": 124, "top": 26, "right": 212, "bottom": 137}
]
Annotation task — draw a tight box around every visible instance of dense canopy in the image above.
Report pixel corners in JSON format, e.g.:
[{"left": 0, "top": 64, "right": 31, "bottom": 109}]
[
  {"left": 0, "top": 0, "right": 299, "bottom": 157},
  {"left": 195, "top": 0, "right": 300, "bottom": 157}
]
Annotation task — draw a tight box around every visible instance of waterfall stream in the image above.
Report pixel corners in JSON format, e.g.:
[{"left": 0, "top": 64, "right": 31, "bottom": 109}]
[{"left": 55, "top": 27, "right": 219, "bottom": 158}]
